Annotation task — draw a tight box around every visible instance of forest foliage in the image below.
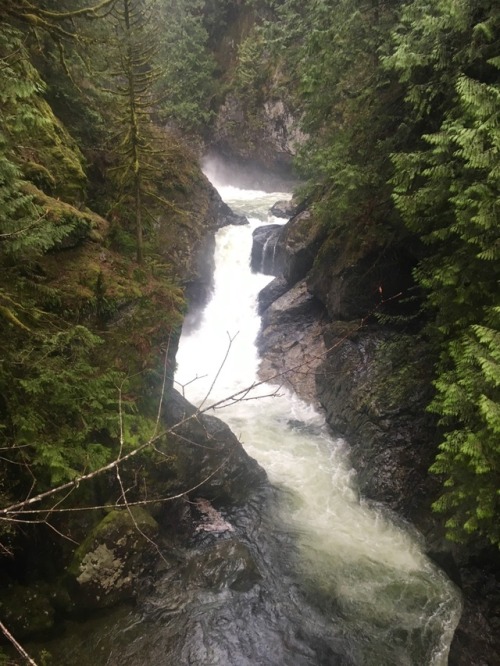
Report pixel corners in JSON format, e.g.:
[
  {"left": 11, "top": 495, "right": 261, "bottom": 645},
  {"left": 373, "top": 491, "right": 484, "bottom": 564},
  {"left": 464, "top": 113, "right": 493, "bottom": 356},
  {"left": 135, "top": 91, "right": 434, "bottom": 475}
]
[{"left": 0, "top": 0, "right": 209, "bottom": 550}]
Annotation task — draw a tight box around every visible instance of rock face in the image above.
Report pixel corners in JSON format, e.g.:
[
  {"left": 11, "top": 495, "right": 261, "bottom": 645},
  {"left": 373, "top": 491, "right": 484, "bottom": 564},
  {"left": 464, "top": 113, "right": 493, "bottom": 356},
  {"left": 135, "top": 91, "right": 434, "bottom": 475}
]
[
  {"left": 253, "top": 208, "right": 328, "bottom": 404},
  {"left": 276, "top": 210, "right": 327, "bottom": 286},
  {"left": 250, "top": 224, "right": 284, "bottom": 276},
  {"left": 257, "top": 280, "right": 325, "bottom": 404},
  {"left": 211, "top": 94, "right": 305, "bottom": 179},
  {"left": 257, "top": 276, "right": 289, "bottom": 314},
  {"left": 269, "top": 199, "right": 298, "bottom": 219},
  {"left": 176, "top": 173, "right": 248, "bottom": 310},
  {"left": 162, "top": 389, "right": 267, "bottom": 504},
  {"left": 316, "top": 324, "right": 440, "bottom": 522}
]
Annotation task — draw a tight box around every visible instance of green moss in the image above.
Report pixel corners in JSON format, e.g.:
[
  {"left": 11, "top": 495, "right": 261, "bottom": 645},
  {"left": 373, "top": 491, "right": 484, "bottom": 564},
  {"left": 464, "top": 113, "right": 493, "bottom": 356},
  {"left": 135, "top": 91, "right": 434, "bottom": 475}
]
[
  {"left": 19, "top": 97, "right": 87, "bottom": 201},
  {"left": 71, "top": 507, "right": 158, "bottom": 575}
]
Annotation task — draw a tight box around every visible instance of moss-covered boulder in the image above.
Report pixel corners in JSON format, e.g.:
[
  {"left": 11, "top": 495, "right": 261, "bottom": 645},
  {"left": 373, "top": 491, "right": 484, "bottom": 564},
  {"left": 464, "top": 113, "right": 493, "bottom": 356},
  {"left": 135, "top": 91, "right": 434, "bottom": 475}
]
[{"left": 67, "top": 507, "right": 159, "bottom": 610}]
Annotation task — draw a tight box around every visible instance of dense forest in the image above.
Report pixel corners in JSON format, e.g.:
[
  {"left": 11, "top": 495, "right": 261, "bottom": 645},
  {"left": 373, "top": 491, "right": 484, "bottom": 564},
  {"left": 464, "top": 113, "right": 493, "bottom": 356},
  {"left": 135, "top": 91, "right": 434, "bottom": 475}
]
[{"left": 0, "top": 0, "right": 499, "bottom": 662}]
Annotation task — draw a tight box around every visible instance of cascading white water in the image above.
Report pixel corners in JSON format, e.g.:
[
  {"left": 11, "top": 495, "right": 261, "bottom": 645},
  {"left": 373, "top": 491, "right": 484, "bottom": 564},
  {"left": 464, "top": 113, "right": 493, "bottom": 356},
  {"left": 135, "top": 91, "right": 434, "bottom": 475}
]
[{"left": 175, "top": 181, "right": 463, "bottom": 666}]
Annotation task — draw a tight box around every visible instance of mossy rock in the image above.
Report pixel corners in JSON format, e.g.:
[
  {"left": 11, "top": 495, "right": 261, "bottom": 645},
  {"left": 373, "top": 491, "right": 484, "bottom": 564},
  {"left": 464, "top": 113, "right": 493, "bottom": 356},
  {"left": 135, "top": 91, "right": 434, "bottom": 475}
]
[{"left": 67, "top": 507, "right": 159, "bottom": 610}]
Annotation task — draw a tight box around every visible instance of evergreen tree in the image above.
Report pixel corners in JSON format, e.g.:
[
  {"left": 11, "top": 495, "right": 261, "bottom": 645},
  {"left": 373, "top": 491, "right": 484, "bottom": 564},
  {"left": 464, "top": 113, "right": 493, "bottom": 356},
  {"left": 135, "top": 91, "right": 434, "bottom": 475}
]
[
  {"left": 389, "top": 0, "right": 500, "bottom": 544},
  {"left": 105, "top": 0, "right": 171, "bottom": 264},
  {"left": 156, "top": 0, "right": 216, "bottom": 134}
]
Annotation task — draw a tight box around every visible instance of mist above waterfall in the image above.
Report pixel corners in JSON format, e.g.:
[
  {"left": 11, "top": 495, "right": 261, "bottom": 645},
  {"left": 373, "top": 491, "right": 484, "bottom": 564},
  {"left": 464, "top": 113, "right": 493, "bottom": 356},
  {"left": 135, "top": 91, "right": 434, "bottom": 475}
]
[{"left": 202, "top": 151, "right": 299, "bottom": 193}]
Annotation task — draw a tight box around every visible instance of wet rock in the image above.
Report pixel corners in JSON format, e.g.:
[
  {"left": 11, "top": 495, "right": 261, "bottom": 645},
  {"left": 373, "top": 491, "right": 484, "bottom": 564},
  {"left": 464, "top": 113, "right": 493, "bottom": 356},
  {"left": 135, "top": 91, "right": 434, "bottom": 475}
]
[
  {"left": 276, "top": 210, "right": 327, "bottom": 286},
  {"left": 316, "top": 324, "right": 439, "bottom": 519},
  {"left": 68, "top": 507, "right": 159, "bottom": 610},
  {"left": 211, "top": 93, "right": 305, "bottom": 177},
  {"left": 181, "top": 181, "right": 246, "bottom": 310},
  {"left": 209, "top": 185, "right": 248, "bottom": 229},
  {"left": 307, "top": 232, "right": 417, "bottom": 321},
  {"left": 184, "top": 539, "right": 261, "bottom": 592},
  {"left": 448, "top": 548, "right": 500, "bottom": 666},
  {"left": 162, "top": 389, "right": 267, "bottom": 504},
  {"left": 269, "top": 199, "right": 296, "bottom": 219},
  {"left": 257, "top": 276, "right": 289, "bottom": 314},
  {"left": 257, "top": 280, "right": 326, "bottom": 404},
  {"left": 251, "top": 224, "right": 284, "bottom": 276}
]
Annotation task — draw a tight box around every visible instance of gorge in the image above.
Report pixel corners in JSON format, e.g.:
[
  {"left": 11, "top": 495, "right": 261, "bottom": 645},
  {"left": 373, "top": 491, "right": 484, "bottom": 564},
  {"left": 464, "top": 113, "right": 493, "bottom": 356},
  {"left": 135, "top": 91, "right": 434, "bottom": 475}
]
[{"left": 1, "top": 1, "right": 499, "bottom": 664}]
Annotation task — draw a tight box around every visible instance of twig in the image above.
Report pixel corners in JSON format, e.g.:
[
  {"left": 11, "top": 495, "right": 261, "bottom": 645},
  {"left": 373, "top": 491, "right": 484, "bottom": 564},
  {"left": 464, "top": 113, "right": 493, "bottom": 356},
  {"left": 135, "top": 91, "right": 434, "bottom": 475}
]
[{"left": 0, "top": 621, "right": 39, "bottom": 666}]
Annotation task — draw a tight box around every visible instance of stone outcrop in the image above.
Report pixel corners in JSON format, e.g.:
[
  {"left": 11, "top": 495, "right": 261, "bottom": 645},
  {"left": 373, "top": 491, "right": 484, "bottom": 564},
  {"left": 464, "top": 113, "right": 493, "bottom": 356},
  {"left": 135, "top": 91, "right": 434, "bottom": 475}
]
[
  {"left": 257, "top": 280, "right": 325, "bottom": 404},
  {"left": 316, "top": 323, "right": 439, "bottom": 522},
  {"left": 252, "top": 207, "right": 328, "bottom": 404},
  {"left": 250, "top": 224, "right": 283, "bottom": 276},
  {"left": 276, "top": 210, "right": 327, "bottom": 286},
  {"left": 162, "top": 389, "right": 267, "bottom": 504},
  {"left": 167, "top": 171, "right": 248, "bottom": 310},
  {"left": 257, "top": 276, "right": 289, "bottom": 314},
  {"left": 211, "top": 95, "right": 305, "bottom": 179},
  {"left": 269, "top": 199, "right": 298, "bottom": 219}
]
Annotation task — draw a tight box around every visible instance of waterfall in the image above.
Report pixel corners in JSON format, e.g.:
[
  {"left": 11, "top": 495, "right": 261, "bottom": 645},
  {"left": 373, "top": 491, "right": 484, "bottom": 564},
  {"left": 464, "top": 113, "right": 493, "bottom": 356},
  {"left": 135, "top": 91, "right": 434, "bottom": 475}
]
[{"left": 175, "top": 181, "right": 462, "bottom": 666}]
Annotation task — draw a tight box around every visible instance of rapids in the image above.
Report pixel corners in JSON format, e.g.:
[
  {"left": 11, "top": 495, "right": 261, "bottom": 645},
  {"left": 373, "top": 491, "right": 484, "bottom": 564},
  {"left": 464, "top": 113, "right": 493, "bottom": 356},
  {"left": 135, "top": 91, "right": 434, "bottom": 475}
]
[{"left": 173, "top": 180, "right": 463, "bottom": 665}]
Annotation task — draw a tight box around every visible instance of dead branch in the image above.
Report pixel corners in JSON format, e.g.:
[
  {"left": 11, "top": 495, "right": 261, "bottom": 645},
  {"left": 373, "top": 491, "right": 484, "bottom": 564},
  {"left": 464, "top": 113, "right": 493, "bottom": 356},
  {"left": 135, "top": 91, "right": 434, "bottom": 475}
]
[{"left": 0, "top": 621, "right": 39, "bottom": 666}]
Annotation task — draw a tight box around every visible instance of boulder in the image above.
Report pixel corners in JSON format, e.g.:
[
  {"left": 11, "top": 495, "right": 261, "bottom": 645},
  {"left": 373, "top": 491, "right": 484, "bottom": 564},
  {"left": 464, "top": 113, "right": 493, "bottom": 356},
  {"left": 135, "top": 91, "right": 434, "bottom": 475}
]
[
  {"left": 184, "top": 539, "right": 261, "bottom": 593},
  {"left": 67, "top": 507, "right": 160, "bottom": 610},
  {"left": 276, "top": 210, "right": 327, "bottom": 285},
  {"left": 257, "top": 276, "right": 289, "bottom": 314},
  {"left": 209, "top": 185, "right": 248, "bottom": 229},
  {"left": 257, "top": 280, "right": 325, "bottom": 404},
  {"left": 179, "top": 177, "right": 247, "bottom": 310},
  {"left": 269, "top": 199, "right": 297, "bottom": 219},
  {"left": 162, "top": 389, "right": 267, "bottom": 504}
]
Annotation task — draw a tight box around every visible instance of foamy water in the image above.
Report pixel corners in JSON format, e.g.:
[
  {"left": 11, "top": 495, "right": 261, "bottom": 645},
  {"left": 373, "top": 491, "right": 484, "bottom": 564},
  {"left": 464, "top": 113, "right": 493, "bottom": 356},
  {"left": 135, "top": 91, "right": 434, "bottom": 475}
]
[{"left": 175, "top": 182, "right": 462, "bottom": 665}]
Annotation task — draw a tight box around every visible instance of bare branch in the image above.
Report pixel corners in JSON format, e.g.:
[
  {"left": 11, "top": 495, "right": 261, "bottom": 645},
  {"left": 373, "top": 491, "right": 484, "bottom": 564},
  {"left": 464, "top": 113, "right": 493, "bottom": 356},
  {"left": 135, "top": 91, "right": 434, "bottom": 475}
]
[
  {"left": 197, "top": 332, "right": 239, "bottom": 412},
  {"left": 0, "top": 621, "right": 39, "bottom": 666}
]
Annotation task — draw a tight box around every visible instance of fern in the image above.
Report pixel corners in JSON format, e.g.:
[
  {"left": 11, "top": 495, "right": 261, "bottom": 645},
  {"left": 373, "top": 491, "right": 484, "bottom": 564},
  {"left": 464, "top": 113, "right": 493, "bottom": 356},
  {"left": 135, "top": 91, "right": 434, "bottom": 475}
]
[{"left": 389, "top": 0, "right": 500, "bottom": 544}]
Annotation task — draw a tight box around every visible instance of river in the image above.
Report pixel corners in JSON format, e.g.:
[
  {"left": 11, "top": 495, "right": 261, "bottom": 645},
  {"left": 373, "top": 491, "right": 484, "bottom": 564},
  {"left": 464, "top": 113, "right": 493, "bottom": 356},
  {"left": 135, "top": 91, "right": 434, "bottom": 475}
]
[{"left": 173, "top": 180, "right": 462, "bottom": 665}]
